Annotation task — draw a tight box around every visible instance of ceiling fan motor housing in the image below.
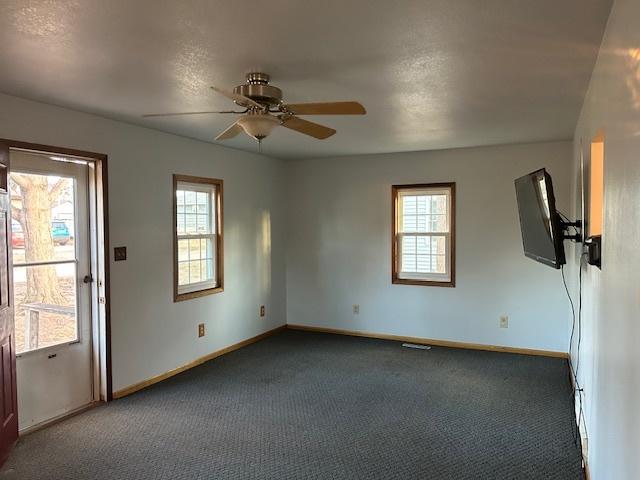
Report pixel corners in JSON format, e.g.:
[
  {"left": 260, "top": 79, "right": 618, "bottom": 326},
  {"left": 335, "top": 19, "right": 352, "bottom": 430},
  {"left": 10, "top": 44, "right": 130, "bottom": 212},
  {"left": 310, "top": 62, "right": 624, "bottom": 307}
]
[{"left": 233, "top": 72, "right": 282, "bottom": 108}]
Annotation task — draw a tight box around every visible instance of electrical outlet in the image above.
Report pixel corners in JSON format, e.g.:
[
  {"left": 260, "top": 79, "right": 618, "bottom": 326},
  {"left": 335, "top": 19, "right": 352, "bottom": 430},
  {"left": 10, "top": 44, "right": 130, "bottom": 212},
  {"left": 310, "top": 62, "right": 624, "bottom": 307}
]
[
  {"left": 198, "top": 323, "right": 205, "bottom": 337},
  {"left": 353, "top": 304, "right": 360, "bottom": 315},
  {"left": 260, "top": 305, "right": 265, "bottom": 317},
  {"left": 500, "top": 315, "right": 509, "bottom": 328}
]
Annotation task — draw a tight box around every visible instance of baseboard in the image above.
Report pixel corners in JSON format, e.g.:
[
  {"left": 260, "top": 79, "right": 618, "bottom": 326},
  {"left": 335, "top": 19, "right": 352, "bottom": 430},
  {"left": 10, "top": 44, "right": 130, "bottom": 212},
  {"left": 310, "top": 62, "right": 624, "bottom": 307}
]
[
  {"left": 19, "top": 401, "right": 101, "bottom": 436},
  {"left": 113, "top": 325, "right": 286, "bottom": 399},
  {"left": 286, "top": 324, "right": 568, "bottom": 359}
]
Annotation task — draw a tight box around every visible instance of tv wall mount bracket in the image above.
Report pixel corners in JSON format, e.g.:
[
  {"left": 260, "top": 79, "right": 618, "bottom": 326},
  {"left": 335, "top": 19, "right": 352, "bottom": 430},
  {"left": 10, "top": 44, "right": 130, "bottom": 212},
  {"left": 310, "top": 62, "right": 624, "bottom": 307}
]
[{"left": 560, "top": 218, "right": 582, "bottom": 242}]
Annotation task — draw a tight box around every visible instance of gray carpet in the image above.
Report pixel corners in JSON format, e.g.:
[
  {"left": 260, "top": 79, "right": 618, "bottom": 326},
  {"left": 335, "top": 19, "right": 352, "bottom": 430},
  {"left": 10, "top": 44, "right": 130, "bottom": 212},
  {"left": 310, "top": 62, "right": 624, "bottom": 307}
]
[{"left": 0, "top": 330, "right": 582, "bottom": 479}]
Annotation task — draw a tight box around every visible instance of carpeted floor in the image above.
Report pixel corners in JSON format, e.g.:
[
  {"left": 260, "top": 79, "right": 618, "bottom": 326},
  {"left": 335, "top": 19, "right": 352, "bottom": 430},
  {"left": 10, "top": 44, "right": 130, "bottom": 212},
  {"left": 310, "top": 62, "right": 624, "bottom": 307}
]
[{"left": 0, "top": 330, "right": 582, "bottom": 479}]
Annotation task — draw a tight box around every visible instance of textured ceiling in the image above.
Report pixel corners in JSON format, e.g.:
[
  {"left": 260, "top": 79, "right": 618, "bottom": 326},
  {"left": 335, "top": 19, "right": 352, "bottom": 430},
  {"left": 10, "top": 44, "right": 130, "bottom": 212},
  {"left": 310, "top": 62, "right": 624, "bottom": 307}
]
[{"left": 0, "top": 0, "right": 612, "bottom": 159}]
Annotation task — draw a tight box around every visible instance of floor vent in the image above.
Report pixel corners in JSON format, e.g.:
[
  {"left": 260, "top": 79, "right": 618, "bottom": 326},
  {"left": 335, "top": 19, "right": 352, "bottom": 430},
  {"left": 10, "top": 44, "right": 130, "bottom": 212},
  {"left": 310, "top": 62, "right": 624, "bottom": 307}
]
[{"left": 402, "top": 343, "right": 431, "bottom": 350}]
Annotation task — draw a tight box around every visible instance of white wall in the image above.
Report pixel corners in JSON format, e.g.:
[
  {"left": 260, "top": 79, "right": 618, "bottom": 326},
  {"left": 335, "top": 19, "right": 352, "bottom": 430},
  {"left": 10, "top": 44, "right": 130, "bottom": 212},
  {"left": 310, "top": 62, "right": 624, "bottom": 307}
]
[
  {"left": 0, "top": 88, "right": 599, "bottom": 440},
  {"left": 286, "top": 142, "right": 573, "bottom": 352},
  {"left": 0, "top": 93, "right": 287, "bottom": 392},
  {"left": 571, "top": 0, "right": 640, "bottom": 477}
]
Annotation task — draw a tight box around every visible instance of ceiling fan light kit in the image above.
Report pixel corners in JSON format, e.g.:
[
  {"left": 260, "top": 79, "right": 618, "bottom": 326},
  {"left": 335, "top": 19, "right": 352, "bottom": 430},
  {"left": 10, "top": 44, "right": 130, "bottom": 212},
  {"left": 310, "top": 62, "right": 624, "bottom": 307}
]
[
  {"left": 236, "top": 112, "right": 280, "bottom": 141},
  {"left": 144, "top": 72, "right": 366, "bottom": 144}
]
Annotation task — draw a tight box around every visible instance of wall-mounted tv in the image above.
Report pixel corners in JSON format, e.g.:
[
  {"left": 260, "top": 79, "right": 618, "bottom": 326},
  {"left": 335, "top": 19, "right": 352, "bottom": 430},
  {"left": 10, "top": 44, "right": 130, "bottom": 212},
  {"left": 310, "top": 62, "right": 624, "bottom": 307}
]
[{"left": 514, "top": 168, "right": 566, "bottom": 269}]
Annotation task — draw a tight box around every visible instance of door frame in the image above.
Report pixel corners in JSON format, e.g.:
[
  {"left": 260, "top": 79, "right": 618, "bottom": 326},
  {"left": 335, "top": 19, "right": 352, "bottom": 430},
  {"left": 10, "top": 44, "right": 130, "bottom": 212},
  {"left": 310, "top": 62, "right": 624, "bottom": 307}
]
[{"left": 1, "top": 139, "right": 112, "bottom": 402}]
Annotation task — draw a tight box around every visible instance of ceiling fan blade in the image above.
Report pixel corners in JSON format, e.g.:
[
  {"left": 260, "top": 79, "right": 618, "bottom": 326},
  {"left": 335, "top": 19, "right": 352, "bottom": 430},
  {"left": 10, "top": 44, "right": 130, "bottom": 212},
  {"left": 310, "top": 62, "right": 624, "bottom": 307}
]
[
  {"left": 215, "top": 121, "right": 244, "bottom": 141},
  {"left": 142, "top": 110, "right": 241, "bottom": 118},
  {"left": 283, "top": 101, "right": 366, "bottom": 115},
  {"left": 280, "top": 115, "right": 336, "bottom": 139},
  {"left": 210, "top": 86, "right": 263, "bottom": 109}
]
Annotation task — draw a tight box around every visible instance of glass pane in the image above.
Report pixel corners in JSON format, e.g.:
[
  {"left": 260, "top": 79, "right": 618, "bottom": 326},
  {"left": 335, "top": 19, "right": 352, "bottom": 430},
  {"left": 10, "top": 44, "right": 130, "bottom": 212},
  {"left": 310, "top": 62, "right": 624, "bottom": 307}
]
[
  {"left": 176, "top": 190, "right": 185, "bottom": 213},
  {"left": 178, "top": 261, "right": 190, "bottom": 285},
  {"left": 432, "top": 214, "right": 448, "bottom": 232},
  {"left": 432, "top": 195, "right": 447, "bottom": 214},
  {"left": 401, "top": 234, "right": 448, "bottom": 275},
  {"left": 415, "top": 255, "right": 429, "bottom": 272},
  {"left": 178, "top": 239, "right": 189, "bottom": 262},
  {"left": 184, "top": 213, "right": 197, "bottom": 234},
  {"left": 402, "top": 255, "right": 416, "bottom": 272},
  {"left": 178, "top": 237, "right": 216, "bottom": 288},
  {"left": 401, "top": 235, "right": 417, "bottom": 272},
  {"left": 13, "top": 263, "right": 77, "bottom": 354},
  {"left": 184, "top": 190, "right": 197, "bottom": 207},
  {"left": 211, "top": 190, "right": 217, "bottom": 230},
  {"left": 402, "top": 195, "right": 417, "bottom": 215},
  {"left": 196, "top": 191, "right": 208, "bottom": 214},
  {"left": 176, "top": 213, "right": 185, "bottom": 235},
  {"left": 189, "top": 239, "right": 202, "bottom": 260},
  {"left": 403, "top": 214, "right": 417, "bottom": 233},
  {"left": 418, "top": 215, "right": 429, "bottom": 232},
  {"left": 416, "top": 236, "right": 430, "bottom": 255},
  {"left": 202, "top": 238, "right": 215, "bottom": 261},
  {"left": 189, "top": 260, "right": 201, "bottom": 283},
  {"left": 416, "top": 195, "right": 429, "bottom": 215},
  {"left": 197, "top": 214, "right": 209, "bottom": 234},
  {"left": 10, "top": 173, "right": 75, "bottom": 265},
  {"left": 433, "top": 236, "right": 446, "bottom": 255},
  {"left": 201, "top": 259, "right": 213, "bottom": 282}
]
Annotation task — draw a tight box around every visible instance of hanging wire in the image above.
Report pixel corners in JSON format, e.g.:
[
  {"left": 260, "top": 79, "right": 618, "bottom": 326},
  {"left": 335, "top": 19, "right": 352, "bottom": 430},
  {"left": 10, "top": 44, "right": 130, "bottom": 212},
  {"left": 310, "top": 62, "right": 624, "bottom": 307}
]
[{"left": 561, "top": 253, "right": 588, "bottom": 454}]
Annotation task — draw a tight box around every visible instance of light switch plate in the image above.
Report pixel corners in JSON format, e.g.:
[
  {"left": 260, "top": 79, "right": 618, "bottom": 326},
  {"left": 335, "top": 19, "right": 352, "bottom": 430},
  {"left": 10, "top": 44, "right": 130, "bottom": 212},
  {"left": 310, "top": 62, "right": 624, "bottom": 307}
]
[{"left": 114, "top": 246, "right": 127, "bottom": 261}]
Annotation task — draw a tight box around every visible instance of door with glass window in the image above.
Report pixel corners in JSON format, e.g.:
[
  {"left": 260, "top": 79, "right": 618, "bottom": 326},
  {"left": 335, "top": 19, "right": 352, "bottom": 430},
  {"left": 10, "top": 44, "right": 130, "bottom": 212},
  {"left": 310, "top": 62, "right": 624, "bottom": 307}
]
[{"left": 10, "top": 150, "right": 93, "bottom": 431}]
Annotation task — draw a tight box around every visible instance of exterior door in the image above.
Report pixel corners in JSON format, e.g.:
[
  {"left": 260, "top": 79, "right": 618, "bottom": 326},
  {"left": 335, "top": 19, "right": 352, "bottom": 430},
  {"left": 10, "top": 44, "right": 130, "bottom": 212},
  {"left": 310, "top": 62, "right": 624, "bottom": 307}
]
[
  {"left": 0, "top": 142, "right": 18, "bottom": 465},
  {"left": 10, "top": 150, "right": 93, "bottom": 432}
]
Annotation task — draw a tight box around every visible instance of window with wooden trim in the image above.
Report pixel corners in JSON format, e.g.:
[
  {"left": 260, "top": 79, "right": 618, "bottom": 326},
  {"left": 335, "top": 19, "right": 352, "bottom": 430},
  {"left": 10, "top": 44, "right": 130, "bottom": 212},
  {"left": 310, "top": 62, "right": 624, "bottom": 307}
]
[
  {"left": 589, "top": 133, "right": 604, "bottom": 237},
  {"left": 392, "top": 183, "right": 455, "bottom": 287},
  {"left": 173, "top": 175, "right": 223, "bottom": 302}
]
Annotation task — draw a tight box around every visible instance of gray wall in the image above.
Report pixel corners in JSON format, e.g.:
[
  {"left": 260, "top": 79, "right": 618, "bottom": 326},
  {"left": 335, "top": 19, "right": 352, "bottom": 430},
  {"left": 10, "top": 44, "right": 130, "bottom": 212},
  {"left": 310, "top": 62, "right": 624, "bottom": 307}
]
[{"left": 286, "top": 142, "right": 573, "bottom": 352}]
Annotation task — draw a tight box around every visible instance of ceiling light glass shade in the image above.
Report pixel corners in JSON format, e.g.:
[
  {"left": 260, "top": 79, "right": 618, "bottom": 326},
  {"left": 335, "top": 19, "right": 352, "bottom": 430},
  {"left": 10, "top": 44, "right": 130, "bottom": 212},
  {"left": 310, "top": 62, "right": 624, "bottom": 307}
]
[{"left": 237, "top": 114, "right": 280, "bottom": 140}]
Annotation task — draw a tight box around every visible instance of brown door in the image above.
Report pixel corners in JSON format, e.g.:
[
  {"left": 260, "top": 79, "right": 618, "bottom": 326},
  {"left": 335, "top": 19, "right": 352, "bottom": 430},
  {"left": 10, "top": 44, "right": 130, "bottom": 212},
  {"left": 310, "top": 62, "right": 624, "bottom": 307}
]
[{"left": 0, "top": 142, "right": 18, "bottom": 465}]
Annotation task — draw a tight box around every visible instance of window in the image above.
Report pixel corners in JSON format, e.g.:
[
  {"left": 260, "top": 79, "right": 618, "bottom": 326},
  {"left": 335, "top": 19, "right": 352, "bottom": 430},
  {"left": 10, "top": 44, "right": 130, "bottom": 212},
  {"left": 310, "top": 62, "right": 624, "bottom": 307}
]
[
  {"left": 589, "top": 133, "right": 604, "bottom": 237},
  {"left": 392, "top": 183, "right": 455, "bottom": 287},
  {"left": 173, "top": 175, "right": 223, "bottom": 301}
]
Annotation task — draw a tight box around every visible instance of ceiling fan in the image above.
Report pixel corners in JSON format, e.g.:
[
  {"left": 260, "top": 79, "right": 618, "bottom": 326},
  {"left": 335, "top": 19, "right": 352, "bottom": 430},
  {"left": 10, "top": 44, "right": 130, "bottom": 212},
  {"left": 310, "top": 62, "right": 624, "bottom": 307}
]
[{"left": 143, "top": 72, "right": 366, "bottom": 143}]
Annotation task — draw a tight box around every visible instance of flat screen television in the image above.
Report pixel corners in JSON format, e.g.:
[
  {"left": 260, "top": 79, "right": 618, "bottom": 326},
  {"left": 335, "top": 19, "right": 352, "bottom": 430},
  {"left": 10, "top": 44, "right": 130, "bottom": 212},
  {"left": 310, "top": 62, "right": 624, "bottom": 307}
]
[{"left": 514, "top": 168, "right": 566, "bottom": 269}]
